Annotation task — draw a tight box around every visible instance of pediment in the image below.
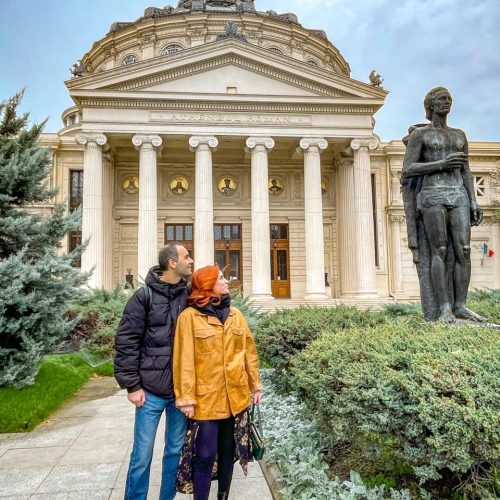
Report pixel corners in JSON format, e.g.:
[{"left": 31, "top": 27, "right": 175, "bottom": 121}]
[{"left": 67, "top": 40, "right": 387, "bottom": 102}]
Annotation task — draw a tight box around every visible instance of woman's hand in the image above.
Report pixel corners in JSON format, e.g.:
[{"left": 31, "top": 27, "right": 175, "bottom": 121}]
[
  {"left": 252, "top": 390, "right": 263, "bottom": 404},
  {"left": 179, "top": 405, "right": 194, "bottom": 418}
]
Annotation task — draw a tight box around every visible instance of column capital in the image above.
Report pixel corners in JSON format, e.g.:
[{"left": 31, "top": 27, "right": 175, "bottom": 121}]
[
  {"left": 350, "top": 136, "right": 379, "bottom": 152},
  {"left": 245, "top": 137, "right": 275, "bottom": 151},
  {"left": 132, "top": 134, "right": 163, "bottom": 151},
  {"left": 298, "top": 137, "right": 328, "bottom": 153},
  {"left": 75, "top": 133, "right": 107, "bottom": 147},
  {"left": 189, "top": 136, "right": 218, "bottom": 152}
]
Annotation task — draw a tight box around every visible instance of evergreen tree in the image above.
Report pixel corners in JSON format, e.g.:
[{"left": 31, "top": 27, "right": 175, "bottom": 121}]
[{"left": 0, "top": 90, "right": 88, "bottom": 387}]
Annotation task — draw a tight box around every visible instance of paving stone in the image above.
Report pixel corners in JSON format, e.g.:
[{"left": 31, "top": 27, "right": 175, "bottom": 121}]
[
  {"left": 30, "top": 490, "right": 111, "bottom": 500},
  {"left": 0, "top": 467, "right": 52, "bottom": 497},
  {"left": 223, "top": 477, "right": 274, "bottom": 499},
  {"left": 35, "top": 463, "right": 121, "bottom": 494},
  {"left": 233, "top": 459, "right": 263, "bottom": 479},
  {"left": 0, "top": 446, "right": 68, "bottom": 469},
  {"left": 10, "top": 419, "right": 89, "bottom": 449},
  {"left": 58, "top": 445, "right": 128, "bottom": 466}
]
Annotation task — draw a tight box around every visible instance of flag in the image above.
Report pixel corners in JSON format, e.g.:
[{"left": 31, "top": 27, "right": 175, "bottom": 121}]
[{"left": 483, "top": 243, "right": 494, "bottom": 257}]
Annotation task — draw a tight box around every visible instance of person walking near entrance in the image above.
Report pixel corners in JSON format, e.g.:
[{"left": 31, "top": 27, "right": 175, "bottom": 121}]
[
  {"left": 114, "top": 243, "right": 194, "bottom": 500},
  {"left": 173, "top": 265, "right": 263, "bottom": 500}
]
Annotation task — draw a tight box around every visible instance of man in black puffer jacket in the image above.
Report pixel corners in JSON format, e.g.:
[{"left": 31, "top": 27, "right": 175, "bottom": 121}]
[{"left": 115, "top": 243, "right": 193, "bottom": 500}]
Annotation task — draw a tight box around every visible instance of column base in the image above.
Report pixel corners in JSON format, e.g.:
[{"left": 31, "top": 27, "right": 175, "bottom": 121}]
[
  {"left": 340, "top": 290, "right": 378, "bottom": 299},
  {"left": 249, "top": 293, "right": 275, "bottom": 301},
  {"left": 304, "top": 292, "right": 329, "bottom": 300}
]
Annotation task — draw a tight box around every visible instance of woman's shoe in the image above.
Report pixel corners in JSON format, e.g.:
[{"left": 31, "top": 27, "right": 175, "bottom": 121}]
[{"left": 217, "top": 493, "right": 229, "bottom": 500}]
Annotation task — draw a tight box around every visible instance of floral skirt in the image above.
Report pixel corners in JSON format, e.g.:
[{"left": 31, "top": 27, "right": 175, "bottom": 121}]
[{"left": 175, "top": 408, "right": 253, "bottom": 494}]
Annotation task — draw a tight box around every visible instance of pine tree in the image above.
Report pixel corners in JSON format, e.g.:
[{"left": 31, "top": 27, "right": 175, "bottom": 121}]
[{"left": 0, "top": 90, "right": 88, "bottom": 387}]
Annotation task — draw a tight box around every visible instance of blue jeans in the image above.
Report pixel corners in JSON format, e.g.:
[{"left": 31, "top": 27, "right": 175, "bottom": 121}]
[{"left": 125, "top": 391, "right": 187, "bottom": 500}]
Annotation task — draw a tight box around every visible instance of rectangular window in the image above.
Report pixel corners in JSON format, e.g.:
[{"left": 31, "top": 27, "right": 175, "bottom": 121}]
[
  {"left": 68, "top": 170, "right": 83, "bottom": 267},
  {"left": 474, "top": 176, "right": 486, "bottom": 197},
  {"left": 164, "top": 224, "right": 194, "bottom": 254}
]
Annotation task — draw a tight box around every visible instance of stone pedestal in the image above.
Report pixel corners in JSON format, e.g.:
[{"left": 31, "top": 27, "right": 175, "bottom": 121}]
[
  {"left": 299, "top": 138, "right": 328, "bottom": 298},
  {"left": 133, "top": 135, "right": 162, "bottom": 282},
  {"left": 336, "top": 138, "right": 379, "bottom": 297},
  {"left": 246, "top": 137, "right": 275, "bottom": 300},
  {"left": 190, "top": 136, "right": 218, "bottom": 268},
  {"left": 75, "top": 133, "right": 107, "bottom": 289}
]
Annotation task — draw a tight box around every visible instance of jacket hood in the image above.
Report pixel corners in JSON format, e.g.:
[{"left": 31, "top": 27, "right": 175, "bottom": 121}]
[{"left": 145, "top": 265, "right": 189, "bottom": 297}]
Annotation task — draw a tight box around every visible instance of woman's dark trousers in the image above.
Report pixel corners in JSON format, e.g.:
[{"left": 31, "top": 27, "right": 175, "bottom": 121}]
[{"left": 193, "top": 417, "right": 235, "bottom": 500}]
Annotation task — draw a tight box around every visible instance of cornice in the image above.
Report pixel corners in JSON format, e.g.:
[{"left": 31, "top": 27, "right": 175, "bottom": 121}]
[{"left": 77, "top": 97, "right": 379, "bottom": 115}]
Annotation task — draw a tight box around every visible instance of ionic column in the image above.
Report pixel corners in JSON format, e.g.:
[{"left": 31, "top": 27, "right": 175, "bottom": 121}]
[
  {"left": 388, "top": 213, "right": 405, "bottom": 296},
  {"left": 299, "top": 138, "right": 328, "bottom": 298},
  {"left": 102, "top": 151, "right": 114, "bottom": 290},
  {"left": 132, "top": 135, "right": 162, "bottom": 282},
  {"left": 75, "top": 133, "right": 107, "bottom": 288},
  {"left": 246, "top": 137, "right": 275, "bottom": 299},
  {"left": 336, "top": 138, "right": 379, "bottom": 297},
  {"left": 189, "top": 136, "right": 218, "bottom": 268}
]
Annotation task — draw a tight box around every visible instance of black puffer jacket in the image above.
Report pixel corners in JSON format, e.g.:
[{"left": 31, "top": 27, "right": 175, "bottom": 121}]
[{"left": 114, "top": 266, "right": 190, "bottom": 397}]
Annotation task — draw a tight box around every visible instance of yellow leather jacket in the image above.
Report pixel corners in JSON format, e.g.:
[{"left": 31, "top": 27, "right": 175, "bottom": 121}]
[{"left": 173, "top": 306, "right": 262, "bottom": 420}]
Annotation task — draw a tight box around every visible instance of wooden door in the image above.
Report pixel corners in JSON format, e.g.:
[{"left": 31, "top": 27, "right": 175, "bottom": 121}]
[{"left": 270, "top": 224, "right": 290, "bottom": 298}]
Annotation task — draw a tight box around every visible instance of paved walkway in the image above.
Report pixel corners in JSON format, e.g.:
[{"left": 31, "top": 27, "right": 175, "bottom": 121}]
[{"left": 0, "top": 378, "right": 273, "bottom": 500}]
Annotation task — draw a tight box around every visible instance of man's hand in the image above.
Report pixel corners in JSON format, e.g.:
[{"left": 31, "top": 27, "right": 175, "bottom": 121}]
[
  {"left": 470, "top": 201, "right": 483, "bottom": 226},
  {"left": 128, "top": 389, "right": 146, "bottom": 408},
  {"left": 442, "top": 152, "right": 467, "bottom": 171},
  {"left": 179, "top": 405, "right": 194, "bottom": 418},
  {"left": 253, "top": 390, "right": 263, "bottom": 404}
]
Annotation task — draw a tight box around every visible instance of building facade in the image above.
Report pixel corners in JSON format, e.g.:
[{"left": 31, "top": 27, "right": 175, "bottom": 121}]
[{"left": 40, "top": 0, "right": 500, "bottom": 307}]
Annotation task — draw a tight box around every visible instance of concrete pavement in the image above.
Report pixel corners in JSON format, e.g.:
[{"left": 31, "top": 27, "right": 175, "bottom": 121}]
[{"left": 0, "top": 377, "right": 273, "bottom": 500}]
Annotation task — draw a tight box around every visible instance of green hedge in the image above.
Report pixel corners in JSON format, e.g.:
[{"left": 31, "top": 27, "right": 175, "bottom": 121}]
[
  {"left": 255, "top": 306, "right": 388, "bottom": 387},
  {"left": 290, "top": 321, "right": 500, "bottom": 484}
]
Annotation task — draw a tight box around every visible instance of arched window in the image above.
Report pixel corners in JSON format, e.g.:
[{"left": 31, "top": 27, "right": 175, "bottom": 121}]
[
  {"left": 122, "top": 54, "right": 139, "bottom": 66},
  {"left": 268, "top": 47, "right": 284, "bottom": 55},
  {"left": 161, "top": 44, "right": 183, "bottom": 56},
  {"left": 307, "top": 59, "right": 319, "bottom": 67}
]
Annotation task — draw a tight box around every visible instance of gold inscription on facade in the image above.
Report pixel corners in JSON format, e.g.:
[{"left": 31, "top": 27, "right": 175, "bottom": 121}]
[{"left": 149, "top": 112, "right": 312, "bottom": 125}]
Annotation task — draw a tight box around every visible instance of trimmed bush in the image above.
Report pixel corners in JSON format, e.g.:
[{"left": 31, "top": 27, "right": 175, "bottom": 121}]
[
  {"left": 290, "top": 321, "right": 500, "bottom": 484},
  {"left": 255, "top": 306, "right": 388, "bottom": 384}
]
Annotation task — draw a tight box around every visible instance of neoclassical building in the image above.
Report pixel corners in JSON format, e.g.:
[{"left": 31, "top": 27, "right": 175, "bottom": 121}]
[{"left": 40, "top": 0, "right": 500, "bottom": 307}]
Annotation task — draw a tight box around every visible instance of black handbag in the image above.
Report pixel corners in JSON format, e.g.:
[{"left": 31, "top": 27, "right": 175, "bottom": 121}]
[{"left": 249, "top": 403, "right": 265, "bottom": 460}]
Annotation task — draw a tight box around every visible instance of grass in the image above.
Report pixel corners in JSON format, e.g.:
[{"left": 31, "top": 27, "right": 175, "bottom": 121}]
[{"left": 0, "top": 353, "right": 114, "bottom": 433}]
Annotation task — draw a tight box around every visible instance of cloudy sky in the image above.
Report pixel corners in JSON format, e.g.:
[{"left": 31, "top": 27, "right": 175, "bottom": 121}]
[{"left": 1, "top": 0, "right": 499, "bottom": 141}]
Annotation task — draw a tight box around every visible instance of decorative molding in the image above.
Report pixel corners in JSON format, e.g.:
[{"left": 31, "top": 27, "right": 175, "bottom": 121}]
[
  {"left": 105, "top": 53, "right": 353, "bottom": 97},
  {"left": 388, "top": 214, "right": 406, "bottom": 224},
  {"left": 132, "top": 134, "right": 163, "bottom": 150},
  {"left": 298, "top": 137, "right": 328, "bottom": 152},
  {"left": 245, "top": 137, "right": 275, "bottom": 151},
  {"left": 79, "top": 97, "right": 379, "bottom": 115},
  {"left": 75, "top": 133, "right": 107, "bottom": 147},
  {"left": 350, "top": 137, "right": 379, "bottom": 151},
  {"left": 188, "top": 136, "right": 219, "bottom": 151}
]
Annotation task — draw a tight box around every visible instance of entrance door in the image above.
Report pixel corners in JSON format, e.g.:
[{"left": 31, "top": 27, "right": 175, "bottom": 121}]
[
  {"left": 214, "top": 224, "right": 242, "bottom": 290},
  {"left": 270, "top": 224, "right": 290, "bottom": 298}
]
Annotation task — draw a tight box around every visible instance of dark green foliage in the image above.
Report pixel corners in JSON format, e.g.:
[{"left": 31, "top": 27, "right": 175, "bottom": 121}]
[
  {"left": 290, "top": 322, "right": 500, "bottom": 484},
  {"left": 0, "top": 91, "right": 87, "bottom": 387},
  {"left": 230, "top": 288, "right": 263, "bottom": 331},
  {"left": 254, "top": 305, "right": 388, "bottom": 378},
  {"left": 381, "top": 302, "right": 422, "bottom": 319},
  {"left": 67, "top": 285, "right": 129, "bottom": 358},
  {"left": 468, "top": 289, "right": 500, "bottom": 324}
]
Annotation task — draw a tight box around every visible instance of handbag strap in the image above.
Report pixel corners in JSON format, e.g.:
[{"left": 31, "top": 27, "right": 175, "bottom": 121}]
[{"left": 251, "top": 403, "right": 263, "bottom": 434}]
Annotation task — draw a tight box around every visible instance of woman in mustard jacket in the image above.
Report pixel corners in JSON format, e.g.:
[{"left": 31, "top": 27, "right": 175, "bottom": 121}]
[{"left": 173, "top": 264, "right": 262, "bottom": 500}]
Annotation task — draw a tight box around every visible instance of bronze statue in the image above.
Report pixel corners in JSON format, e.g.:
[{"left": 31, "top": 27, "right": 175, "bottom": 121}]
[{"left": 402, "top": 87, "right": 485, "bottom": 323}]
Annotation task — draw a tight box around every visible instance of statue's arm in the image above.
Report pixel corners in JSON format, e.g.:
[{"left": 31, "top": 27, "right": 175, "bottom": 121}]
[{"left": 461, "top": 137, "right": 483, "bottom": 225}]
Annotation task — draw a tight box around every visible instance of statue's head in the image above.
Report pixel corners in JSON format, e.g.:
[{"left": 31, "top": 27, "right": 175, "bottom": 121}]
[{"left": 424, "top": 86, "right": 452, "bottom": 120}]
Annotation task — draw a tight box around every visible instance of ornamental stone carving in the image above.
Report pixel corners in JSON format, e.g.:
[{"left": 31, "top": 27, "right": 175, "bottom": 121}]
[
  {"left": 350, "top": 137, "right": 379, "bottom": 151},
  {"left": 245, "top": 137, "right": 275, "bottom": 151},
  {"left": 75, "top": 133, "right": 108, "bottom": 147},
  {"left": 388, "top": 214, "right": 406, "bottom": 224},
  {"left": 189, "top": 136, "right": 219, "bottom": 151},
  {"left": 132, "top": 135, "right": 163, "bottom": 150},
  {"left": 299, "top": 138, "right": 328, "bottom": 153}
]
